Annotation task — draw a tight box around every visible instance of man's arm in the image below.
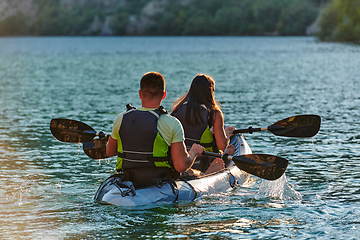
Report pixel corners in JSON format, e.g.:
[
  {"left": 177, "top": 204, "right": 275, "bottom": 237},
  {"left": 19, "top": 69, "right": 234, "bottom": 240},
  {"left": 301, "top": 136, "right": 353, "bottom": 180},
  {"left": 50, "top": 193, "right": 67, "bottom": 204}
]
[
  {"left": 106, "top": 136, "right": 118, "bottom": 157},
  {"left": 171, "top": 142, "right": 204, "bottom": 173}
]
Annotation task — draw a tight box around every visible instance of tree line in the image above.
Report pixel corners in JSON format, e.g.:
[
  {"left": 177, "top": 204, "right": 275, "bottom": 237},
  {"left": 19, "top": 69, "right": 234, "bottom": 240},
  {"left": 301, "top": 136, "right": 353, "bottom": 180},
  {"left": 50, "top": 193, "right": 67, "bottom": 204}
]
[
  {"left": 2, "top": 0, "right": 358, "bottom": 43},
  {"left": 148, "top": 0, "right": 320, "bottom": 36},
  {"left": 0, "top": 0, "right": 322, "bottom": 36}
]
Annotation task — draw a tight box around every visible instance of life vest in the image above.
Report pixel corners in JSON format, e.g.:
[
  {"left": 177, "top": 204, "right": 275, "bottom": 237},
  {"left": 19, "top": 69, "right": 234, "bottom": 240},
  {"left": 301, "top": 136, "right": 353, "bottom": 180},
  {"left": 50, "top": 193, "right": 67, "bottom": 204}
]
[
  {"left": 172, "top": 103, "right": 218, "bottom": 153},
  {"left": 172, "top": 104, "right": 219, "bottom": 172},
  {"left": 116, "top": 106, "right": 173, "bottom": 172}
]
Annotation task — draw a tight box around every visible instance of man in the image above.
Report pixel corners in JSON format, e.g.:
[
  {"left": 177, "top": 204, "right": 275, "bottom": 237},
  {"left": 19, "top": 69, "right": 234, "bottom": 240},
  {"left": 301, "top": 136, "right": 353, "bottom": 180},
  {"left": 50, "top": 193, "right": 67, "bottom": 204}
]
[{"left": 106, "top": 71, "right": 204, "bottom": 188}]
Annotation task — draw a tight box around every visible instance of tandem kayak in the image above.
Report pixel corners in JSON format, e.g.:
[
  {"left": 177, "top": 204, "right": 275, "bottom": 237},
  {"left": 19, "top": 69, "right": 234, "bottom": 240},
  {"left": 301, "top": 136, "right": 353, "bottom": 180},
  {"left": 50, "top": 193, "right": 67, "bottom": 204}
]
[
  {"left": 93, "top": 133, "right": 252, "bottom": 206},
  {"left": 51, "top": 115, "right": 320, "bottom": 206}
]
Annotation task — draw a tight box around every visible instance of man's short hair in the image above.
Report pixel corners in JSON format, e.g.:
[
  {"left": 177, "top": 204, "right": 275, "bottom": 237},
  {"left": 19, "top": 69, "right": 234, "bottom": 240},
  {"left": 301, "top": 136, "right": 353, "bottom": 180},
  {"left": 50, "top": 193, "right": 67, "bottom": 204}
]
[{"left": 140, "top": 72, "right": 165, "bottom": 99}]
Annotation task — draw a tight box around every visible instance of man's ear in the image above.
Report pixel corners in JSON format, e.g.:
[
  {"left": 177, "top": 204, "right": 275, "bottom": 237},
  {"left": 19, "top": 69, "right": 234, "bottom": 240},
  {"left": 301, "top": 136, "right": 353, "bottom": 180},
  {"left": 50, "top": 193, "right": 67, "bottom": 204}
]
[
  {"left": 162, "top": 90, "right": 167, "bottom": 100},
  {"left": 139, "top": 90, "right": 143, "bottom": 99}
]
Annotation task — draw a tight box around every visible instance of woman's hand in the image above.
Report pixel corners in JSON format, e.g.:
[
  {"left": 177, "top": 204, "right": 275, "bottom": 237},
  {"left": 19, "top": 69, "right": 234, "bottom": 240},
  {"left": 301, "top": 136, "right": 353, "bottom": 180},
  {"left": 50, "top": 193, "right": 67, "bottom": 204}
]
[{"left": 224, "top": 126, "right": 235, "bottom": 138}]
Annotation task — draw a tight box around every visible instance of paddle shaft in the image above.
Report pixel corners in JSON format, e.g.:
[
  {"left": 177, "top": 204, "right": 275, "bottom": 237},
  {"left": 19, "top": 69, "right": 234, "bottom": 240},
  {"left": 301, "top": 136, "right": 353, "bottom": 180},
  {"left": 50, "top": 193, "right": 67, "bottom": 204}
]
[
  {"left": 51, "top": 117, "right": 293, "bottom": 180},
  {"left": 51, "top": 115, "right": 320, "bottom": 144},
  {"left": 234, "top": 127, "right": 268, "bottom": 134},
  {"left": 202, "top": 151, "right": 270, "bottom": 167}
]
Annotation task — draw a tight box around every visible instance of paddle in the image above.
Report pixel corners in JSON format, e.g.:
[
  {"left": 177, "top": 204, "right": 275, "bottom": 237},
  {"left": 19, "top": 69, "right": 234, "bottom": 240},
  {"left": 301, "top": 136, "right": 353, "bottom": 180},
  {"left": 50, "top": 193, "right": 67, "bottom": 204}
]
[
  {"left": 83, "top": 139, "right": 288, "bottom": 180},
  {"left": 51, "top": 115, "right": 321, "bottom": 143},
  {"left": 202, "top": 151, "right": 288, "bottom": 181},
  {"left": 233, "top": 114, "right": 321, "bottom": 138},
  {"left": 50, "top": 118, "right": 108, "bottom": 143},
  {"left": 83, "top": 139, "right": 108, "bottom": 159},
  {"left": 50, "top": 118, "right": 289, "bottom": 180}
]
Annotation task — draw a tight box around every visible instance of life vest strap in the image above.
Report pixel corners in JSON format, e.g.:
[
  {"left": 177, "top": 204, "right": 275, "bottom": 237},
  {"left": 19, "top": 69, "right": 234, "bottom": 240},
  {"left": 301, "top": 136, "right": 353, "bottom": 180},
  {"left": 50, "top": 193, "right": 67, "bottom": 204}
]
[{"left": 118, "top": 152, "right": 170, "bottom": 162}]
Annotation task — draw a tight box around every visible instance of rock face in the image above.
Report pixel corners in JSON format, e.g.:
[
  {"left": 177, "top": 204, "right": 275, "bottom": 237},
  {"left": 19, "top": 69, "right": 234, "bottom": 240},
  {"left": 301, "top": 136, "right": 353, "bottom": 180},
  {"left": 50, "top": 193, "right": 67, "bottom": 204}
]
[
  {"left": 0, "top": 0, "right": 38, "bottom": 23},
  {"left": 86, "top": 15, "right": 113, "bottom": 35},
  {"left": 306, "top": 8, "right": 323, "bottom": 36},
  {"left": 0, "top": 0, "right": 173, "bottom": 35},
  {"left": 126, "top": 0, "right": 168, "bottom": 35}
]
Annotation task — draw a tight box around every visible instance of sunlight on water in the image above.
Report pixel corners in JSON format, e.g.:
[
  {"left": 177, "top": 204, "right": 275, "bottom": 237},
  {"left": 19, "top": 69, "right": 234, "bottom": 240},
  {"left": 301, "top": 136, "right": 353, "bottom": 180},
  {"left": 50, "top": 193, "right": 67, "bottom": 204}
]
[{"left": 1, "top": 36, "right": 360, "bottom": 239}]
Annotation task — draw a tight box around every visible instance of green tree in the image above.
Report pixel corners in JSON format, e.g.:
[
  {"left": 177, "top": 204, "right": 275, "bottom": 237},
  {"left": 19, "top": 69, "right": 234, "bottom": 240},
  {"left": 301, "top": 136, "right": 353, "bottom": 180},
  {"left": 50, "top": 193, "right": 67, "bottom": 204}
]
[
  {"left": 32, "top": 6, "right": 75, "bottom": 35},
  {"left": 252, "top": 0, "right": 287, "bottom": 34},
  {"left": 317, "top": 3, "right": 338, "bottom": 41},
  {"left": 276, "top": 0, "right": 318, "bottom": 35},
  {"left": 111, "top": 11, "right": 130, "bottom": 35},
  {"left": 0, "top": 13, "right": 29, "bottom": 36},
  {"left": 183, "top": 10, "right": 214, "bottom": 35},
  {"left": 213, "top": 6, "right": 242, "bottom": 35},
  {"left": 317, "top": 0, "right": 360, "bottom": 43}
]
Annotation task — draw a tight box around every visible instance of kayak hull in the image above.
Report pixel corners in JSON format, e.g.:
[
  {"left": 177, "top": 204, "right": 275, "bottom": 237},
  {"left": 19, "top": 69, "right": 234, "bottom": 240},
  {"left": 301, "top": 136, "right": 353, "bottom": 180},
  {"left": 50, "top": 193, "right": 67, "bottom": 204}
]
[{"left": 94, "top": 134, "right": 252, "bottom": 206}]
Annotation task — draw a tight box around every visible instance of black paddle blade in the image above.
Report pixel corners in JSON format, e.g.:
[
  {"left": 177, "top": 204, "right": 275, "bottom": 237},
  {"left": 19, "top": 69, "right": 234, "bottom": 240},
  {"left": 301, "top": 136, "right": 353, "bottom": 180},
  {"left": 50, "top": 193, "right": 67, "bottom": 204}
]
[
  {"left": 50, "top": 118, "right": 97, "bottom": 143},
  {"left": 267, "top": 115, "right": 321, "bottom": 138},
  {"left": 232, "top": 154, "right": 288, "bottom": 180},
  {"left": 83, "top": 139, "right": 109, "bottom": 159}
]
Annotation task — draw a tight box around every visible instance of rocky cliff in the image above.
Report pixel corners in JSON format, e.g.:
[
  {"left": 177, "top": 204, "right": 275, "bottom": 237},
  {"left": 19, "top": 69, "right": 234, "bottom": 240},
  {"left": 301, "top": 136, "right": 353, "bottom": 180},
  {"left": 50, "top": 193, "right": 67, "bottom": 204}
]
[
  {"left": 0, "top": 0, "right": 38, "bottom": 22},
  {"left": 0, "top": 0, "right": 184, "bottom": 35}
]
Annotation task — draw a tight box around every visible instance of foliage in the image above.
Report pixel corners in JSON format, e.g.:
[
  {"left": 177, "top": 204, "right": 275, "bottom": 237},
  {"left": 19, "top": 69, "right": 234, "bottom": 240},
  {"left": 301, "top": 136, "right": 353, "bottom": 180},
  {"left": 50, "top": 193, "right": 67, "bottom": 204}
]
[
  {"left": 111, "top": 11, "right": 130, "bottom": 35},
  {"left": 0, "top": 13, "right": 29, "bottom": 36},
  {"left": 152, "top": 0, "right": 319, "bottom": 36},
  {"left": 276, "top": 0, "right": 318, "bottom": 35},
  {"left": 30, "top": 0, "right": 102, "bottom": 35},
  {"left": 317, "top": 0, "right": 360, "bottom": 43},
  {"left": 1, "top": 0, "right": 320, "bottom": 36}
]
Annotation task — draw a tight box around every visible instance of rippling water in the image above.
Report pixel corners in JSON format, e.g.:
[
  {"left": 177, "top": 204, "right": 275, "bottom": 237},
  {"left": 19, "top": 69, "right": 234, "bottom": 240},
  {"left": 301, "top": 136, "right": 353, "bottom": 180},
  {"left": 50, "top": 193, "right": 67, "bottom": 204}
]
[{"left": 0, "top": 36, "right": 359, "bottom": 239}]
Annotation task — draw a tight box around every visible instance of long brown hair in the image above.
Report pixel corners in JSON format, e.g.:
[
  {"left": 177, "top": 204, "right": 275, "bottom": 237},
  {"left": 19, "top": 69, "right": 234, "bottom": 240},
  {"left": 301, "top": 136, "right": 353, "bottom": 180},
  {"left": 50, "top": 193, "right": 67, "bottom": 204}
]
[{"left": 172, "top": 74, "right": 221, "bottom": 126}]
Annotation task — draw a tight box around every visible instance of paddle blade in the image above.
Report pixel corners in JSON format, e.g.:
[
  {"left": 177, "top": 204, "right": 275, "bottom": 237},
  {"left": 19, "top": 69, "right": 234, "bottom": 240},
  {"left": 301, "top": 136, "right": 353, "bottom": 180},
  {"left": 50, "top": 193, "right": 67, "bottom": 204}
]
[
  {"left": 232, "top": 154, "right": 288, "bottom": 180},
  {"left": 50, "top": 118, "right": 97, "bottom": 143},
  {"left": 83, "top": 139, "right": 109, "bottom": 159},
  {"left": 268, "top": 115, "right": 321, "bottom": 138}
]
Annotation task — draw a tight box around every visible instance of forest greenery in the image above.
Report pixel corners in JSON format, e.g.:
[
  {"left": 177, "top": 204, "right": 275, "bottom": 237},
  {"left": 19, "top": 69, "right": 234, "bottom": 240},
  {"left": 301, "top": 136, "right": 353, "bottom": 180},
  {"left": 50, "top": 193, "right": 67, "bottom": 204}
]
[
  {"left": 316, "top": 0, "right": 360, "bottom": 43},
  {"left": 1, "top": 0, "right": 321, "bottom": 36}
]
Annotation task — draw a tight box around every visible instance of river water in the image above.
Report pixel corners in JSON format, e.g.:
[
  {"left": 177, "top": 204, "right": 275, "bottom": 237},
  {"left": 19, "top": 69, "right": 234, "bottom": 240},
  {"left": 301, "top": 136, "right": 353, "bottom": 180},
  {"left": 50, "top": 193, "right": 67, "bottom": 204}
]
[{"left": 0, "top": 36, "right": 359, "bottom": 239}]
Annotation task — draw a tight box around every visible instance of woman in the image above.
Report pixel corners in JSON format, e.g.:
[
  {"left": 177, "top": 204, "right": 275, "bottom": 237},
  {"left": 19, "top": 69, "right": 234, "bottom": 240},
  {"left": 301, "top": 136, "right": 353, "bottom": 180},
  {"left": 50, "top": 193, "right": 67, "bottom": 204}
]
[{"left": 172, "top": 74, "right": 235, "bottom": 174}]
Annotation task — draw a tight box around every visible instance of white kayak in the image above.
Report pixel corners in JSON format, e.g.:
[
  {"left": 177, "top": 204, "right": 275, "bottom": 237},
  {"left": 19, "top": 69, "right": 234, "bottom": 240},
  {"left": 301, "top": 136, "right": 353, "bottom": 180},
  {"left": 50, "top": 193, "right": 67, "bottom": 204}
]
[{"left": 94, "top": 133, "right": 252, "bottom": 206}]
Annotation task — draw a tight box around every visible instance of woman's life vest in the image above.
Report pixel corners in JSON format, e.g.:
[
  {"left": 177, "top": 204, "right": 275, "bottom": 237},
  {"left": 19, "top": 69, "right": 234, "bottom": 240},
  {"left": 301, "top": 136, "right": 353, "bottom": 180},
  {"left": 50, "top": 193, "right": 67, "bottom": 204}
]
[
  {"left": 172, "top": 104, "right": 218, "bottom": 172},
  {"left": 172, "top": 103, "right": 218, "bottom": 152}
]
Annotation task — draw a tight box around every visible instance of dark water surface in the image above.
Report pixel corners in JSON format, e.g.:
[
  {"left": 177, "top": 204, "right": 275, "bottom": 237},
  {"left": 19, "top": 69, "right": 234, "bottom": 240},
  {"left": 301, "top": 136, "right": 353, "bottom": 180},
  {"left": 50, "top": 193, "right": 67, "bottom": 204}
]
[{"left": 0, "top": 36, "right": 359, "bottom": 239}]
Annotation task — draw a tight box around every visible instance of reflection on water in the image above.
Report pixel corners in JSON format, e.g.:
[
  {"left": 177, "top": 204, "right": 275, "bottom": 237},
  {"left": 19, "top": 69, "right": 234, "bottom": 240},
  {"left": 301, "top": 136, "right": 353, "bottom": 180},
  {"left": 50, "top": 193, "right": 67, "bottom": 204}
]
[
  {"left": 0, "top": 144, "right": 64, "bottom": 239},
  {"left": 186, "top": 217, "right": 302, "bottom": 237},
  {"left": 1, "top": 36, "right": 360, "bottom": 239}
]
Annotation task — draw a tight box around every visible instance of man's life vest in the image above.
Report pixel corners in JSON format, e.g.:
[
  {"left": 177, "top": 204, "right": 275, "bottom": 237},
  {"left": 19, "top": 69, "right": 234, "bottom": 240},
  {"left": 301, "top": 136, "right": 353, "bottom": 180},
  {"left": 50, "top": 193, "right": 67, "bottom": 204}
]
[{"left": 116, "top": 106, "right": 178, "bottom": 187}]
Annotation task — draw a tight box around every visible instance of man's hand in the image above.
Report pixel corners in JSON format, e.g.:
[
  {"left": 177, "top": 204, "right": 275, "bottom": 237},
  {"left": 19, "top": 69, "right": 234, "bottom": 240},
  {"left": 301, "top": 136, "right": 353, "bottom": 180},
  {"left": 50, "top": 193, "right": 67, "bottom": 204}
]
[{"left": 188, "top": 143, "right": 205, "bottom": 159}]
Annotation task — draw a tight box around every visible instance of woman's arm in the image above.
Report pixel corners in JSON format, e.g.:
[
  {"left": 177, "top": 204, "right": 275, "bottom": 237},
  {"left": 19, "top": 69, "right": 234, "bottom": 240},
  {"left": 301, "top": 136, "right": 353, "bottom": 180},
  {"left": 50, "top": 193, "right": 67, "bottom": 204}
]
[{"left": 212, "top": 110, "right": 234, "bottom": 151}]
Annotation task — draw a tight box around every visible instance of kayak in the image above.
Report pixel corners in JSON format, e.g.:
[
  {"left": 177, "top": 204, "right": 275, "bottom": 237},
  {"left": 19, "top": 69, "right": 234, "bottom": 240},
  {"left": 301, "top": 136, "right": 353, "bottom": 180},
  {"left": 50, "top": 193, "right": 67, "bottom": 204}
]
[
  {"left": 93, "top": 133, "right": 252, "bottom": 206},
  {"left": 50, "top": 114, "right": 320, "bottom": 206}
]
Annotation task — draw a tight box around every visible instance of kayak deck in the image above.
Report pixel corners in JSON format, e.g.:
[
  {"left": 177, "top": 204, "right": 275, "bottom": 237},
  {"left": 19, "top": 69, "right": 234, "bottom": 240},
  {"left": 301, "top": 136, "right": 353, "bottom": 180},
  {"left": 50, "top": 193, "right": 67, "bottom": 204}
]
[{"left": 94, "top": 134, "right": 252, "bottom": 206}]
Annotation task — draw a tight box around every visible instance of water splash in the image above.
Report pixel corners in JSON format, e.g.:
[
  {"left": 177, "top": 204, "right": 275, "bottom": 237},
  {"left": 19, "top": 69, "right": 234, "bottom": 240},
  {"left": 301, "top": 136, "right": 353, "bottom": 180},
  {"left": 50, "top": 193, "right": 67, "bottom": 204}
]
[{"left": 257, "top": 174, "right": 302, "bottom": 201}]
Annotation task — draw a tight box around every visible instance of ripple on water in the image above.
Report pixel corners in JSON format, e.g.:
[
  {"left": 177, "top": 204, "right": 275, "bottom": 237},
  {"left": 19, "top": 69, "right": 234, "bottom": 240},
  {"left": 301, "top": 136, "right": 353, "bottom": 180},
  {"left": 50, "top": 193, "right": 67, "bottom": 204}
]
[{"left": 1, "top": 37, "right": 360, "bottom": 239}]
